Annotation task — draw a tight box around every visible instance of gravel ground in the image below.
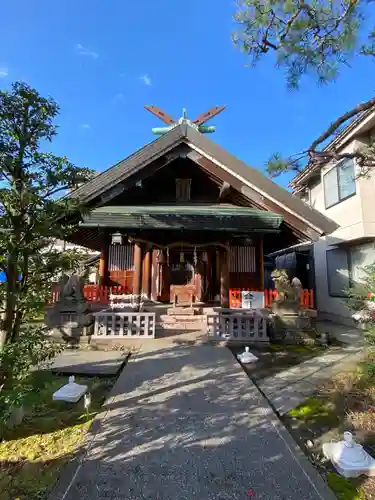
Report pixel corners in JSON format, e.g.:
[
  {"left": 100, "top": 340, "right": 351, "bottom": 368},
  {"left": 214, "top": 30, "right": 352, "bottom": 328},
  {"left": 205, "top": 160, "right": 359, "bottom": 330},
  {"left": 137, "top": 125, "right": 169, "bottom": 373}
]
[{"left": 50, "top": 344, "right": 336, "bottom": 500}]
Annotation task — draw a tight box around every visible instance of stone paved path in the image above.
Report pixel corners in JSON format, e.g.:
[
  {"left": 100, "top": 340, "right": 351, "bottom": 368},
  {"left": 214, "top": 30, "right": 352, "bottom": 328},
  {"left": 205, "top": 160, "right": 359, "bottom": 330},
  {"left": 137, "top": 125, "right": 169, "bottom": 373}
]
[
  {"left": 51, "top": 344, "right": 335, "bottom": 500},
  {"left": 258, "top": 338, "right": 363, "bottom": 415}
]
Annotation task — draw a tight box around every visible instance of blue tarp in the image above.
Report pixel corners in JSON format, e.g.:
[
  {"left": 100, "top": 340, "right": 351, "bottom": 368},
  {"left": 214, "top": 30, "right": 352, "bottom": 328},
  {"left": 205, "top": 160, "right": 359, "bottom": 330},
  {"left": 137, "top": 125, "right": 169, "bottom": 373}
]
[{"left": 0, "top": 272, "right": 22, "bottom": 283}]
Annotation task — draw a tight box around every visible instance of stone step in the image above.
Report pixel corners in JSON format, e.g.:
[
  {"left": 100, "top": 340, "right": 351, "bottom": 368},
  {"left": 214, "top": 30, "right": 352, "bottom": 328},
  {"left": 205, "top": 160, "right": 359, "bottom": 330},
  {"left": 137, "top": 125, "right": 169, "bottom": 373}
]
[
  {"left": 160, "top": 314, "right": 206, "bottom": 323},
  {"left": 155, "top": 327, "right": 206, "bottom": 337},
  {"left": 166, "top": 307, "right": 202, "bottom": 316},
  {"left": 158, "top": 321, "right": 207, "bottom": 331}
]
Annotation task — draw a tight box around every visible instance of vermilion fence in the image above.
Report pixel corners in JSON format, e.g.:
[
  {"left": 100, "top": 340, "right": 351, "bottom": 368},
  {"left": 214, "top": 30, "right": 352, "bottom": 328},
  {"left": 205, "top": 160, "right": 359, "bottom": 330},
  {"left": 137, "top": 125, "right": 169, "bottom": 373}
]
[
  {"left": 51, "top": 285, "right": 315, "bottom": 309},
  {"left": 51, "top": 284, "right": 132, "bottom": 305},
  {"left": 229, "top": 288, "right": 314, "bottom": 309}
]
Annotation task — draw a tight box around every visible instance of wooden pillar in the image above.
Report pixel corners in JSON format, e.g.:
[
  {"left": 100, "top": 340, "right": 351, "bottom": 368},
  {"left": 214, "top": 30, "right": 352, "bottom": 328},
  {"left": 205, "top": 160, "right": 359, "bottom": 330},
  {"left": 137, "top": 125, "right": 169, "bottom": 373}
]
[
  {"left": 133, "top": 242, "right": 144, "bottom": 306},
  {"left": 219, "top": 247, "right": 230, "bottom": 308},
  {"left": 205, "top": 248, "right": 213, "bottom": 301},
  {"left": 143, "top": 248, "right": 152, "bottom": 299},
  {"left": 99, "top": 231, "right": 110, "bottom": 286},
  {"left": 160, "top": 252, "right": 170, "bottom": 302},
  {"left": 151, "top": 249, "right": 158, "bottom": 301},
  {"left": 259, "top": 236, "right": 265, "bottom": 290}
]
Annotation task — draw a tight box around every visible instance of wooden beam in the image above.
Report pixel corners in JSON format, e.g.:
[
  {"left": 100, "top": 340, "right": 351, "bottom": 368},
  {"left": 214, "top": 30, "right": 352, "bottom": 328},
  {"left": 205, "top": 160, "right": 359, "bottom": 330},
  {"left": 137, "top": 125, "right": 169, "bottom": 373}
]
[
  {"left": 192, "top": 106, "right": 226, "bottom": 125},
  {"left": 187, "top": 151, "right": 319, "bottom": 241},
  {"left": 144, "top": 105, "right": 176, "bottom": 125}
]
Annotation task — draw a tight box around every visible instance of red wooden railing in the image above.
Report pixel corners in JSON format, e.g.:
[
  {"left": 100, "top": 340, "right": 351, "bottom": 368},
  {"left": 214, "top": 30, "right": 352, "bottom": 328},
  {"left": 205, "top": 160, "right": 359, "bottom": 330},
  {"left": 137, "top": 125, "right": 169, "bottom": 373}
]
[
  {"left": 51, "top": 285, "right": 315, "bottom": 309},
  {"left": 51, "top": 284, "right": 133, "bottom": 305},
  {"left": 229, "top": 288, "right": 314, "bottom": 309}
]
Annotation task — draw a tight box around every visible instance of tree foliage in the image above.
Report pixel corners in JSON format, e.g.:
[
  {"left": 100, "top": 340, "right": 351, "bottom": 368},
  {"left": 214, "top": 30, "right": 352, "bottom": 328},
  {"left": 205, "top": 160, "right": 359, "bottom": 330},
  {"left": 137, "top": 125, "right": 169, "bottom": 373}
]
[
  {"left": 0, "top": 327, "right": 63, "bottom": 428},
  {"left": 345, "top": 264, "right": 375, "bottom": 376},
  {"left": 0, "top": 82, "right": 93, "bottom": 350},
  {"left": 233, "top": 0, "right": 375, "bottom": 177}
]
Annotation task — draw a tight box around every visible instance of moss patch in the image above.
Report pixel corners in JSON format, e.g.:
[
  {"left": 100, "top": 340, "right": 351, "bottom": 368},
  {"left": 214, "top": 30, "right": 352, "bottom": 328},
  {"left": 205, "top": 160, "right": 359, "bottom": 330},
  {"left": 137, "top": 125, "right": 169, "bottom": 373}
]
[
  {"left": 289, "top": 396, "right": 339, "bottom": 426},
  {"left": 283, "top": 367, "right": 375, "bottom": 500},
  {"left": 327, "top": 473, "right": 366, "bottom": 500},
  {"left": 0, "top": 371, "right": 116, "bottom": 500}
]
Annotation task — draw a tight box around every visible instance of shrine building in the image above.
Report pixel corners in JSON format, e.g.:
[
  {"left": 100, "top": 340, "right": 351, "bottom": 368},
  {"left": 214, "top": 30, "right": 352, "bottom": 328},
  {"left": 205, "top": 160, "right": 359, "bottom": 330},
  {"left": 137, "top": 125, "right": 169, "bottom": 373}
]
[{"left": 66, "top": 106, "right": 337, "bottom": 308}]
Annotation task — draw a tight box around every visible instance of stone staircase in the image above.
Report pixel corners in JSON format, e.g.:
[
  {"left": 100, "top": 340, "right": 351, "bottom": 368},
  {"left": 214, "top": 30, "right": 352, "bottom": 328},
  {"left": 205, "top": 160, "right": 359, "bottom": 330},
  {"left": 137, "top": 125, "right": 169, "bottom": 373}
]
[{"left": 156, "top": 306, "right": 207, "bottom": 335}]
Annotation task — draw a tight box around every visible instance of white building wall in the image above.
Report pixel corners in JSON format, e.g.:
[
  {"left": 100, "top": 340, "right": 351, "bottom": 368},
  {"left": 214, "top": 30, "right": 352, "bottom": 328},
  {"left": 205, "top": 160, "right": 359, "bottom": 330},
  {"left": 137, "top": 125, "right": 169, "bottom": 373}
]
[{"left": 309, "top": 138, "right": 375, "bottom": 324}]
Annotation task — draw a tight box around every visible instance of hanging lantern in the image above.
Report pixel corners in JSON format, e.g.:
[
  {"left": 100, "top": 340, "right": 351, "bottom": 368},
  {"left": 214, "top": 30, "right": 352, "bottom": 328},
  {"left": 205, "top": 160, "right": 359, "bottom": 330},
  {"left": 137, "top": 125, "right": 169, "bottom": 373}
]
[
  {"left": 111, "top": 232, "right": 123, "bottom": 245},
  {"left": 157, "top": 250, "right": 165, "bottom": 264},
  {"left": 180, "top": 250, "right": 185, "bottom": 264},
  {"left": 201, "top": 251, "right": 208, "bottom": 263},
  {"left": 193, "top": 247, "right": 197, "bottom": 267}
]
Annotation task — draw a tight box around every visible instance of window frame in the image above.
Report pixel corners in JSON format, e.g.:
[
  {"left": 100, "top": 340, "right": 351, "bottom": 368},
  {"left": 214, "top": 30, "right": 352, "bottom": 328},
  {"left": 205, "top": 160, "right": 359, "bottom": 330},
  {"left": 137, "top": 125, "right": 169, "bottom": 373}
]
[
  {"left": 326, "top": 247, "right": 350, "bottom": 298},
  {"left": 323, "top": 158, "right": 356, "bottom": 209},
  {"left": 326, "top": 242, "right": 375, "bottom": 298}
]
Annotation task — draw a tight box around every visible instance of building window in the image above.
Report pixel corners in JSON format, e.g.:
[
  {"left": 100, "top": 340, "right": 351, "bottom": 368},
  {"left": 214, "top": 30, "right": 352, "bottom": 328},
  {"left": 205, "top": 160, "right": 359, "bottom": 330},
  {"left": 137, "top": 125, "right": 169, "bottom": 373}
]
[
  {"left": 323, "top": 158, "right": 356, "bottom": 209},
  {"left": 175, "top": 178, "right": 191, "bottom": 202},
  {"left": 326, "top": 242, "right": 375, "bottom": 297},
  {"left": 326, "top": 248, "right": 350, "bottom": 297}
]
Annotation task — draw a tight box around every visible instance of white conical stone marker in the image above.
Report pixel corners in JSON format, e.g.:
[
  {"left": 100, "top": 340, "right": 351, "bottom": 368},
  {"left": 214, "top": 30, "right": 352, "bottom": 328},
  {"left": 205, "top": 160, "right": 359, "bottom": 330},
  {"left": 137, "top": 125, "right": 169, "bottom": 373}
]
[
  {"left": 53, "top": 375, "right": 88, "bottom": 403},
  {"left": 323, "top": 431, "right": 375, "bottom": 478},
  {"left": 237, "top": 346, "right": 258, "bottom": 364}
]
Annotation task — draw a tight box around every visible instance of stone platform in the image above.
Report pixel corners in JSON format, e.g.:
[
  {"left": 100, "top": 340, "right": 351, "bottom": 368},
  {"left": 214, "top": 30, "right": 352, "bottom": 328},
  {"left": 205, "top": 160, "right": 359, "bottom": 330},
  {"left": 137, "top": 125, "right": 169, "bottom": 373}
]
[{"left": 50, "top": 350, "right": 128, "bottom": 376}]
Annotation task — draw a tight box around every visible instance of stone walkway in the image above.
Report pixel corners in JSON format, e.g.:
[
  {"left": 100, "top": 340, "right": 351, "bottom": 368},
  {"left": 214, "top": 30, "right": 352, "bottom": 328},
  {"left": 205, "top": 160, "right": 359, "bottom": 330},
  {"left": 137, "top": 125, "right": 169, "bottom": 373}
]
[
  {"left": 51, "top": 344, "right": 335, "bottom": 500},
  {"left": 258, "top": 344, "right": 363, "bottom": 415}
]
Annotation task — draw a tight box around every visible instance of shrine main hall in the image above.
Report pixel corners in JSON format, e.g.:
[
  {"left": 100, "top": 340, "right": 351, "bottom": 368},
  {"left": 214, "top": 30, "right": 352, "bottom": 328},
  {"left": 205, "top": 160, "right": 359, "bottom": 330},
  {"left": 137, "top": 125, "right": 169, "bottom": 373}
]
[{"left": 67, "top": 106, "right": 336, "bottom": 308}]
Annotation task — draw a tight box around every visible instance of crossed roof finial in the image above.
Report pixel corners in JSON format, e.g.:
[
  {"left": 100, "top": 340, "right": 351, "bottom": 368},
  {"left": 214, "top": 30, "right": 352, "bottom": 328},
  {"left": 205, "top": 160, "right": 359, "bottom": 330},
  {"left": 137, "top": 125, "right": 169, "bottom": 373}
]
[{"left": 144, "top": 105, "right": 226, "bottom": 135}]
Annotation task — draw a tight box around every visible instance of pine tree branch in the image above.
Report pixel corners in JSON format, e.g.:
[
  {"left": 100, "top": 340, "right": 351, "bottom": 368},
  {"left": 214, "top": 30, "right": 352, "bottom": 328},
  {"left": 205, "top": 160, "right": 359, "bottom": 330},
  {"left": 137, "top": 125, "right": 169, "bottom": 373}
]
[{"left": 309, "top": 96, "right": 375, "bottom": 153}]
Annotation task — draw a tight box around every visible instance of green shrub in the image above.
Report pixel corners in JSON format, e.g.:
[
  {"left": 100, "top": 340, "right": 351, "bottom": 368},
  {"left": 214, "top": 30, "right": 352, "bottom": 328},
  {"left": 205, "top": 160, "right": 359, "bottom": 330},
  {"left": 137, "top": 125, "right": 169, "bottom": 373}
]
[{"left": 0, "top": 327, "right": 62, "bottom": 430}]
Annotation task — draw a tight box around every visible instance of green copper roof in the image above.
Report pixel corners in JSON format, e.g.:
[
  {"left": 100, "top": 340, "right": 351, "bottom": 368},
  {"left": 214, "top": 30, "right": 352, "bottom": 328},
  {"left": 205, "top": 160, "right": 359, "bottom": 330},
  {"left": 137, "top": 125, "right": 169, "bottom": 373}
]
[{"left": 80, "top": 205, "right": 283, "bottom": 232}]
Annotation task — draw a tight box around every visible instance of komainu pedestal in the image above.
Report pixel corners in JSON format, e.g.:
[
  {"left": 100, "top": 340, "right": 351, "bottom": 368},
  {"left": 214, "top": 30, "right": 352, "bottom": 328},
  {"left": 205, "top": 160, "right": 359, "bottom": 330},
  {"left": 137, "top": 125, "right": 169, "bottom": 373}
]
[
  {"left": 45, "top": 273, "right": 94, "bottom": 347},
  {"left": 269, "top": 269, "right": 317, "bottom": 345}
]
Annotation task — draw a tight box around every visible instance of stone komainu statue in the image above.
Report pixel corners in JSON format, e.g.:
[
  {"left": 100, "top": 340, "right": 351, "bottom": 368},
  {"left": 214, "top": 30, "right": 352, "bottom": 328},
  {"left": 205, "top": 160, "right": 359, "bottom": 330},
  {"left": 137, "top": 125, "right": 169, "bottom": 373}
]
[
  {"left": 270, "top": 269, "right": 302, "bottom": 305},
  {"left": 59, "top": 272, "right": 85, "bottom": 302}
]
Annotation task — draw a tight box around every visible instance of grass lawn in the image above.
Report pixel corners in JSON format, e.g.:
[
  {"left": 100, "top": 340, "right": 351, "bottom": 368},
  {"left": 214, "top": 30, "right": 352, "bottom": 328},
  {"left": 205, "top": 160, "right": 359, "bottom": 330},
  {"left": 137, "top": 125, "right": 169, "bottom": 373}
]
[
  {"left": 0, "top": 370, "right": 116, "bottom": 500},
  {"left": 283, "top": 368, "right": 375, "bottom": 500}
]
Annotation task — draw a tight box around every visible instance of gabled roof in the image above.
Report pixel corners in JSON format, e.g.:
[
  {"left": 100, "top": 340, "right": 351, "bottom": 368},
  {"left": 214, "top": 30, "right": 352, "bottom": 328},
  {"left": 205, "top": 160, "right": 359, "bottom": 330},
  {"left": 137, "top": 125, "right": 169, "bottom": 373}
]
[
  {"left": 71, "top": 125, "right": 186, "bottom": 203},
  {"left": 69, "top": 124, "right": 338, "bottom": 238}
]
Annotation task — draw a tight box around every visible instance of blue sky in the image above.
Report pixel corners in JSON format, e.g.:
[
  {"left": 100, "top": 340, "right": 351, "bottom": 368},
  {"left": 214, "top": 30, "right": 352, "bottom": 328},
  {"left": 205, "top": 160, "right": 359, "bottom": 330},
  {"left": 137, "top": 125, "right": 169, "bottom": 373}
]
[{"left": 1, "top": 0, "right": 374, "bottom": 188}]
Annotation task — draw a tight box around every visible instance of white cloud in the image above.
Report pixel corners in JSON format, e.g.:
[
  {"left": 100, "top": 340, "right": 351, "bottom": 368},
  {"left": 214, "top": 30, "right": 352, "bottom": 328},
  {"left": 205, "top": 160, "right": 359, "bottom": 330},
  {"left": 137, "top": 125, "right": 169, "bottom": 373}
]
[
  {"left": 140, "top": 74, "right": 152, "bottom": 86},
  {"left": 0, "top": 68, "right": 9, "bottom": 78},
  {"left": 81, "top": 123, "right": 91, "bottom": 129},
  {"left": 76, "top": 43, "right": 98, "bottom": 59}
]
